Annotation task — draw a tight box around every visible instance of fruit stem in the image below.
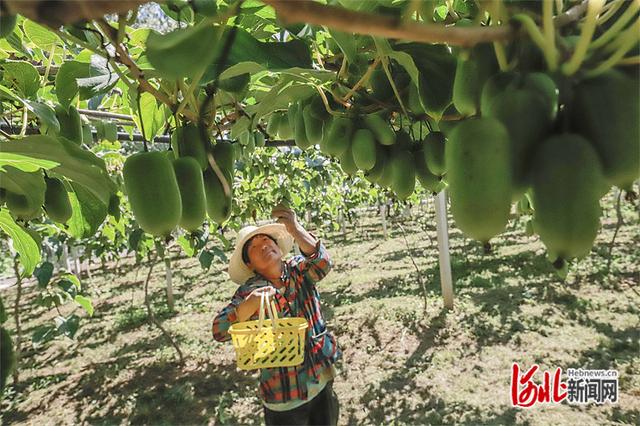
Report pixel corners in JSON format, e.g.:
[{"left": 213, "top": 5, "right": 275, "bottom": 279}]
[
  {"left": 489, "top": 0, "right": 509, "bottom": 71},
  {"left": 342, "top": 57, "right": 381, "bottom": 103},
  {"left": 315, "top": 85, "right": 344, "bottom": 116},
  {"left": 338, "top": 56, "right": 348, "bottom": 80},
  {"left": 603, "top": 16, "right": 640, "bottom": 53},
  {"left": 590, "top": 0, "right": 639, "bottom": 50},
  {"left": 616, "top": 55, "right": 640, "bottom": 65},
  {"left": 555, "top": 0, "right": 563, "bottom": 15},
  {"left": 561, "top": 0, "right": 605, "bottom": 76},
  {"left": 42, "top": 44, "right": 55, "bottom": 86},
  {"left": 511, "top": 14, "right": 549, "bottom": 64},
  {"left": 493, "top": 41, "right": 510, "bottom": 71},
  {"left": 376, "top": 51, "right": 408, "bottom": 117},
  {"left": 19, "top": 105, "right": 28, "bottom": 137},
  {"left": 543, "top": 0, "right": 559, "bottom": 71},
  {"left": 585, "top": 19, "right": 640, "bottom": 77},
  {"left": 597, "top": 0, "right": 624, "bottom": 25}
]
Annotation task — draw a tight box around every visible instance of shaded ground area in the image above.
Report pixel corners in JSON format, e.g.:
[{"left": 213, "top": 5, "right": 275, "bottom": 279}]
[{"left": 1, "top": 190, "right": 638, "bottom": 425}]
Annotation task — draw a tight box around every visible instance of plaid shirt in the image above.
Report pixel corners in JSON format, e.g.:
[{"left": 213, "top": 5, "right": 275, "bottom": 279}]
[{"left": 212, "top": 239, "right": 341, "bottom": 403}]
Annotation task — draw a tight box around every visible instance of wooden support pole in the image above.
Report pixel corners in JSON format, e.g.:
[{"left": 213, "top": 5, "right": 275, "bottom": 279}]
[
  {"left": 434, "top": 190, "right": 454, "bottom": 310},
  {"left": 380, "top": 203, "right": 388, "bottom": 239},
  {"left": 164, "top": 254, "right": 174, "bottom": 310}
]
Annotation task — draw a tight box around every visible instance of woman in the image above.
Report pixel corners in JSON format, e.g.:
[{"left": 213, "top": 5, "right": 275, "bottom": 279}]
[{"left": 212, "top": 204, "right": 341, "bottom": 425}]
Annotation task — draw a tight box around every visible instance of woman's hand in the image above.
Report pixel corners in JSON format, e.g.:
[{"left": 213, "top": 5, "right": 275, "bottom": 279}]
[
  {"left": 271, "top": 203, "right": 299, "bottom": 234},
  {"left": 235, "top": 286, "right": 276, "bottom": 322},
  {"left": 247, "top": 285, "right": 276, "bottom": 300},
  {"left": 271, "top": 202, "right": 319, "bottom": 255}
]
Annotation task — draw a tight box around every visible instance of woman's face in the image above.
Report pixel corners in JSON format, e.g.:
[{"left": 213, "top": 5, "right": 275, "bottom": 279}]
[{"left": 245, "top": 234, "right": 282, "bottom": 272}]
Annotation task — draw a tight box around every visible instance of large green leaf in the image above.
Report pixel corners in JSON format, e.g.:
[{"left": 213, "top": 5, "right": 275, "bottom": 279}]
[
  {"left": 22, "top": 19, "right": 60, "bottom": 51},
  {"left": 202, "top": 28, "right": 312, "bottom": 83},
  {"left": 2, "top": 61, "right": 40, "bottom": 98},
  {"left": 0, "top": 152, "right": 59, "bottom": 172},
  {"left": 129, "top": 91, "right": 170, "bottom": 142},
  {"left": 66, "top": 182, "right": 108, "bottom": 239},
  {"left": 77, "top": 55, "right": 119, "bottom": 100},
  {"left": 0, "top": 135, "right": 115, "bottom": 205},
  {"left": 0, "top": 85, "right": 60, "bottom": 132},
  {"left": 145, "top": 23, "right": 220, "bottom": 80},
  {"left": 394, "top": 42, "right": 456, "bottom": 119},
  {"left": 247, "top": 81, "right": 316, "bottom": 119},
  {"left": 3, "top": 28, "right": 32, "bottom": 60},
  {"left": 328, "top": 30, "right": 358, "bottom": 63},
  {"left": 0, "top": 209, "right": 41, "bottom": 276},
  {"left": 0, "top": 166, "right": 46, "bottom": 207},
  {"left": 24, "top": 100, "right": 60, "bottom": 133},
  {"left": 0, "top": 83, "right": 20, "bottom": 101},
  {"left": 55, "top": 61, "right": 88, "bottom": 108}
]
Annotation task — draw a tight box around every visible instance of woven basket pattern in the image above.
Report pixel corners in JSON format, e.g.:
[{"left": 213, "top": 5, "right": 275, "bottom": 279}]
[{"left": 230, "top": 317, "right": 308, "bottom": 370}]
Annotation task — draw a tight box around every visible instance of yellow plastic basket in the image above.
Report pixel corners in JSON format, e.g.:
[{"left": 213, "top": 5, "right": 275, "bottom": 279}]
[{"left": 229, "top": 292, "right": 308, "bottom": 370}]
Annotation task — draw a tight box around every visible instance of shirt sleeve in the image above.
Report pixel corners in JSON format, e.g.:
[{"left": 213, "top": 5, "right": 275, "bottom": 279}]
[
  {"left": 292, "top": 238, "right": 333, "bottom": 284},
  {"left": 212, "top": 286, "right": 247, "bottom": 342}
]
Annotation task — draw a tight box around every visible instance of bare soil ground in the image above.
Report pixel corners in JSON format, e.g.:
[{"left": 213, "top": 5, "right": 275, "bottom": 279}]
[{"left": 1, "top": 191, "right": 638, "bottom": 425}]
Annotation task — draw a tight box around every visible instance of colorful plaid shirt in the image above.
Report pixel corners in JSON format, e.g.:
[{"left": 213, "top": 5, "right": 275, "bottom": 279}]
[{"left": 212, "top": 239, "right": 341, "bottom": 404}]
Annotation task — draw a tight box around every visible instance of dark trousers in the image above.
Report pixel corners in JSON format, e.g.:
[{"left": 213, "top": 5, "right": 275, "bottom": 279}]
[{"left": 263, "top": 381, "right": 339, "bottom": 426}]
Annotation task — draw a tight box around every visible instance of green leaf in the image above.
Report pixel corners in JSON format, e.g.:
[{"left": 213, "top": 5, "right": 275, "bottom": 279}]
[
  {"left": 24, "top": 100, "right": 60, "bottom": 133},
  {"left": 0, "top": 85, "right": 60, "bottom": 133},
  {"left": 32, "top": 324, "right": 56, "bottom": 348},
  {"left": 0, "top": 166, "right": 46, "bottom": 210},
  {"left": 0, "top": 84, "right": 19, "bottom": 101},
  {"left": 54, "top": 314, "right": 80, "bottom": 339},
  {"left": 5, "top": 28, "right": 33, "bottom": 60},
  {"left": 198, "top": 250, "right": 214, "bottom": 270},
  {"left": 0, "top": 209, "right": 41, "bottom": 276},
  {"left": 66, "top": 182, "right": 108, "bottom": 239},
  {"left": 57, "top": 279, "right": 78, "bottom": 298},
  {"left": 130, "top": 91, "right": 170, "bottom": 142},
  {"left": 328, "top": 30, "right": 358, "bottom": 63},
  {"left": 0, "top": 135, "right": 115, "bottom": 205},
  {"left": 146, "top": 24, "right": 220, "bottom": 80},
  {"left": 0, "top": 152, "right": 59, "bottom": 172},
  {"left": 77, "top": 55, "right": 119, "bottom": 100},
  {"left": 2, "top": 61, "right": 40, "bottom": 98},
  {"left": 95, "top": 120, "right": 118, "bottom": 142},
  {"left": 388, "top": 51, "right": 420, "bottom": 89},
  {"left": 55, "top": 61, "right": 89, "bottom": 108},
  {"left": 373, "top": 37, "right": 392, "bottom": 56},
  {"left": 74, "top": 295, "right": 94, "bottom": 317},
  {"left": 177, "top": 235, "right": 196, "bottom": 257},
  {"left": 249, "top": 81, "right": 316, "bottom": 120},
  {"left": 203, "top": 28, "right": 312, "bottom": 83},
  {"left": 34, "top": 261, "right": 54, "bottom": 288},
  {"left": 128, "top": 228, "right": 145, "bottom": 252},
  {"left": 394, "top": 42, "right": 456, "bottom": 119},
  {"left": 61, "top": 272, "right": 81, "bottom": 289},
  {"left": 219, "top": 61, "right": 265, "bottom": 80},
  {"left": 23, "top": 19, "right": 60, "bottom": 50}
]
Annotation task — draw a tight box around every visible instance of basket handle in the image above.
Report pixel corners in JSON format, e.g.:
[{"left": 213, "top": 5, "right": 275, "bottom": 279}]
[{"left": 257, "top": 291, "right": 278, "bottom": 330}]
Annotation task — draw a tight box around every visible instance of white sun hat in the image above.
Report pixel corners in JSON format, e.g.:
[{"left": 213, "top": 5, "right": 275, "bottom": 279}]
[{"left": 228, "top": 223, "right": 294, "bottom": 285}]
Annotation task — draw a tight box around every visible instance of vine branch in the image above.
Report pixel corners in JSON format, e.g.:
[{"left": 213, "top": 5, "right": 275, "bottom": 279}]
[
  {"left": 2, "top": 0, "right": 147, "bottom": 28},
  {"left": 263, "top": 0, "right": 512, "bottom": 47},
  {"left": 95, "top": 19, "right": 199, "bottom": 123}
]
